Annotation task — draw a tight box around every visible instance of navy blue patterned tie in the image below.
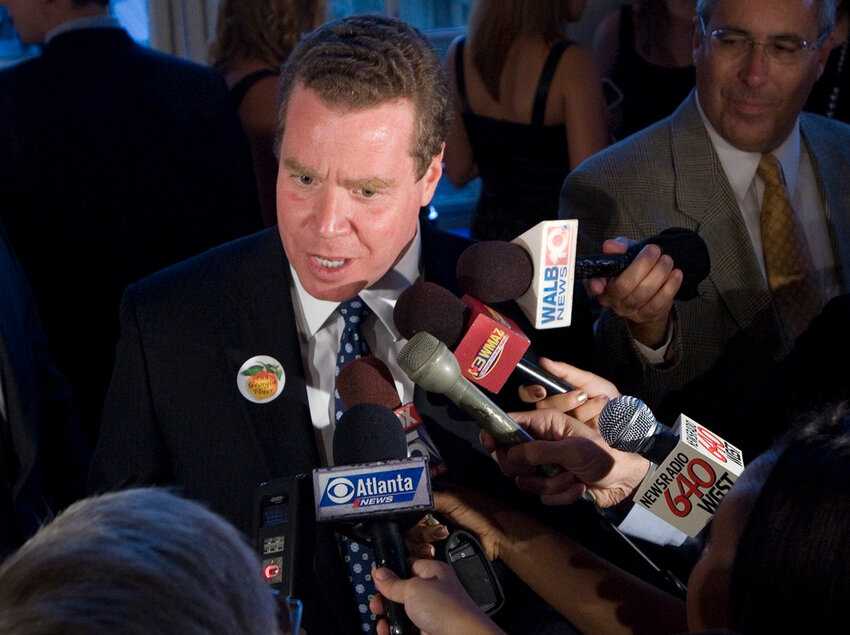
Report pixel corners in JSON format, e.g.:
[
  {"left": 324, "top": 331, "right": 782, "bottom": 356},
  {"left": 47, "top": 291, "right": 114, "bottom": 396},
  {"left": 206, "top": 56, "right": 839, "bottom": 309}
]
[{"left": 335, "top": 297, "right": 378, "bottom": 632}]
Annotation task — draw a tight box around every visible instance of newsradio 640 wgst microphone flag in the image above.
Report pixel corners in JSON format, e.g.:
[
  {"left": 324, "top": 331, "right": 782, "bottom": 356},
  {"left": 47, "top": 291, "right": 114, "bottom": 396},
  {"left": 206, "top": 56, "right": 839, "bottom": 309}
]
[{"left": 599, "top": 396, "right": 745, "bottom": 538}]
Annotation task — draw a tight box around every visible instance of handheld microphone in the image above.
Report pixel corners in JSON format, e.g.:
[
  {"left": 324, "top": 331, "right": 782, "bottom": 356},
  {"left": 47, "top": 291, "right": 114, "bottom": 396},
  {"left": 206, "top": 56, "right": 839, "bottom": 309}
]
[
  {"left": 337, "top": 356, "right": 447, "bottom": 478},
  {"left": 397, "top": 331, "right": 561, "bottom": 477},
  {"left": 598, "top": 396, "right": 745, "bottom": 537},
  {"left": 394, "top": 281, "right": 573, "bottom": 395},
  {"left": 338, "top": 356, "right": 504, "bottom": 615},
  {"left": 457, "top": 223, "right": 711, "bottom": 329},
  {"left": 315, "top": 403, "right": 432, "bottom": 635}
]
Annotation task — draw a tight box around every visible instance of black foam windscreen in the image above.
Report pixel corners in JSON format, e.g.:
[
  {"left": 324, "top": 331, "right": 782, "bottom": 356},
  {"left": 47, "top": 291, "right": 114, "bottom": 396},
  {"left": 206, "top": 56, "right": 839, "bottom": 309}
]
[
  {"left": 332, "top": 403, "right": 408, "bottom": 465},
  {"left": 456, "top": 241, "right": 533, "bottom": 304},
  {"left": 393, "top": 281, "right": 468, "bottom": 347}
]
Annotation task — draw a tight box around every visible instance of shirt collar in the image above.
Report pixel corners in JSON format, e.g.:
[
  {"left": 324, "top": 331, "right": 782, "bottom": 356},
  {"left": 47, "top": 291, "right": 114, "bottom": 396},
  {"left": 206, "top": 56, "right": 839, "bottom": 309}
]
[
  {"left": 695, "top": 90, "right": 801, "bottom": 200},
  {"left": 290, "top": 223, "right": 423, "bottom": 338},
  {"left": 46, "top": 15, "right": 120, "bottom": 43}
]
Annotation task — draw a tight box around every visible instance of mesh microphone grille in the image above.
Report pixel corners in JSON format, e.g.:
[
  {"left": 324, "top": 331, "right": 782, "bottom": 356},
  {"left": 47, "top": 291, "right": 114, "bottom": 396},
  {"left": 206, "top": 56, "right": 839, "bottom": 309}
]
[
  {"left": 598, "top": 396, "right": 657, "bottom": 452},
  {"left": 397, "top": 331, "right": 440, "bottom": 376}
]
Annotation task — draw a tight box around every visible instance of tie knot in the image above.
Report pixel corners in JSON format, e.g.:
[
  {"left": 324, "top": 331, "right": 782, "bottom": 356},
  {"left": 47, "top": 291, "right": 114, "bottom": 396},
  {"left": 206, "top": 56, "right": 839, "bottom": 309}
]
[
  {"left": 757, "top": 154, "right": 783, "bottom": 187},
  {"left": 338, "top": 296, "right": 370, "bottom": 324}
]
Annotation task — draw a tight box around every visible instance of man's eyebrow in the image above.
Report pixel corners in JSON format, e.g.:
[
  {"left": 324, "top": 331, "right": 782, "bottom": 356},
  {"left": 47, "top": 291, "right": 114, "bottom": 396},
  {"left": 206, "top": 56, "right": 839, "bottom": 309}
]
[
  {"left": 282, "top": 157, "right": 319, "bottom": 178},
  {"left": 717, "top": 25, "right": 808, "bottom": 40},
  {"left": 341, "top": 176, "right": 396, "bottom": 191}
]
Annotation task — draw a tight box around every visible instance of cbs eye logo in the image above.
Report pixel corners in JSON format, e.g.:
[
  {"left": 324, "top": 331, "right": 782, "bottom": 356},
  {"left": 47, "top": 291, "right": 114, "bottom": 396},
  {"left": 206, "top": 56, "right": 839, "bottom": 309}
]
[{"left": 326, "top": 478, "right": 355, "bottom": 504}]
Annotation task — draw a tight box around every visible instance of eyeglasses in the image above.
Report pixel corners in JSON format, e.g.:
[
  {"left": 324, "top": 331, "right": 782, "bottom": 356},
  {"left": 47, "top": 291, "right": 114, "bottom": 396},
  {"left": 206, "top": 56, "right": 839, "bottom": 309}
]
[{"left": 700, "top": 19, "right": 824, "bottom": 65}]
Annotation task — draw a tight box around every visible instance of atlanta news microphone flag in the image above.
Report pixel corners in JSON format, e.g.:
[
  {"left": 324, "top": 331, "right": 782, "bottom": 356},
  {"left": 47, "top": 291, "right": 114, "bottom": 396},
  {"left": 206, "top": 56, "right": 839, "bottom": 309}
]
[{"left": 599, "top": 396, "right": 745, "bottom": 537}]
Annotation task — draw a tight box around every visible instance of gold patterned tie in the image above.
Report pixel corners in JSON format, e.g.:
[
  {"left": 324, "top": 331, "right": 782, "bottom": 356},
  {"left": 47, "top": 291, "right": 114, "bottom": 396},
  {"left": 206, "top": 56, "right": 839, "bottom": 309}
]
[{"left": 757, "top": 154, "right": 822, "bottom": 341}]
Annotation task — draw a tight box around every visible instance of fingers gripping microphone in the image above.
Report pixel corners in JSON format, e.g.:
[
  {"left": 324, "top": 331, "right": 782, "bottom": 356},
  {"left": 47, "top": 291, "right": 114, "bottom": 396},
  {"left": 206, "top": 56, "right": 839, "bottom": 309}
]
[
  {"left": 338, "top": 357, "right": 505, "bottom": 615},
  {"left": 316, "top": 403, "right": 433, "bottom": 635},
  {"left": 598, "top": 396, "right": 745, "bottom": 537},
  {"left": 457, "top": 224, "right": 711, "bottom": 329}
]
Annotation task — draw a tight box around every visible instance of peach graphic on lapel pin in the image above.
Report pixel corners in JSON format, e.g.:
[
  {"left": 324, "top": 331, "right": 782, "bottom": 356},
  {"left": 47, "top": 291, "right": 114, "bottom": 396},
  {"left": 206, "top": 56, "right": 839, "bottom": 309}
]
[{"left": 237, "top": 356, "right": 285, "bottom": 403}]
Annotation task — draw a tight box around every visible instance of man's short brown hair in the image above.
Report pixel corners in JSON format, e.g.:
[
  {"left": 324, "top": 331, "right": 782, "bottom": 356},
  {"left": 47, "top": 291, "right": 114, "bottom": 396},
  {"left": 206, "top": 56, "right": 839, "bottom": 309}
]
[{"left": 276, "top": 14, "right": 451, "bottom": 181}]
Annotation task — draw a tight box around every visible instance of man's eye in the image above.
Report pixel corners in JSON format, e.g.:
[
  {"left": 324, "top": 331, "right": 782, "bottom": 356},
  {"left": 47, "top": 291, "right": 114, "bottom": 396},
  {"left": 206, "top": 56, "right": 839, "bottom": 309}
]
[
  {"left": 360, "top": 189, "right": 376, "bottom": 198},
  {"left": 718, "top": 34, "right": 748, "bottom": 48},
  {"left": 770, "top": 39, "right": 804, "bottom": 54},
  {"left": 298, "top": 175, "right": 314, "bottom": 185}
]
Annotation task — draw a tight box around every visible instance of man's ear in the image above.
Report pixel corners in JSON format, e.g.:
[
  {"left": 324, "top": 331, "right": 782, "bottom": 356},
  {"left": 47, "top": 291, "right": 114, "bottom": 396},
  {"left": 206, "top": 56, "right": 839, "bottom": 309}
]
[{"left": 419, "top": 143, "right": 444, "bottom": 207}]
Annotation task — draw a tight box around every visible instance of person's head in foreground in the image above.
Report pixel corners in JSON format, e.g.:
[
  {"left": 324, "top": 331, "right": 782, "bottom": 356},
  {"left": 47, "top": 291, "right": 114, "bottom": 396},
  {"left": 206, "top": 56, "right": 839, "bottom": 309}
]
[
  {"left": 687, "top": 400, "right": 850, "bottom": 633},
  {"left": 0, "top": 488, "right": 282, "bottom": 635}
]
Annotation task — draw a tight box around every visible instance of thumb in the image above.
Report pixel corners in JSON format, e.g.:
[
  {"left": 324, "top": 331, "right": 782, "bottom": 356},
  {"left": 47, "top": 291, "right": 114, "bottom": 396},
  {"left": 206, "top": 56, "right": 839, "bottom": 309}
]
[
  {"left": 372, "top": 567, "right": 405, "bottom": 603},
  {"left": 601, "top": 237, "right": 630, "bottom": 254}
]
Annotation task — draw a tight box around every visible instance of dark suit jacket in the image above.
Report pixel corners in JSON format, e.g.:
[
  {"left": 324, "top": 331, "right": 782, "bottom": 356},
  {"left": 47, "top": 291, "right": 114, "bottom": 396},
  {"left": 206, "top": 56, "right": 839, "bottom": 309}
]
[
  {"left": 90, "top": 222, "right": 596, "bottom": 633},
  {"left": 0, "top": 223, "right": 89, "bottom": 557},
  {"left": 561, "top": 91, "right": 850, "bottom": 409},
  {"left": 659, "top": 293, "right": 850, "bottom": 460},
  {"left": 0, "top": 27, "right": 262, "bottom": 442}
]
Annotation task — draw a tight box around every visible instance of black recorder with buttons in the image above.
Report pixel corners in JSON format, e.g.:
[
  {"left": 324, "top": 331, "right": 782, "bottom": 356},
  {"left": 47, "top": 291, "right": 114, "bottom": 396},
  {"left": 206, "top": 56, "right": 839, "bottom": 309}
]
[{"left": 254, "top": 474, "right": 313, "bottom": 599}]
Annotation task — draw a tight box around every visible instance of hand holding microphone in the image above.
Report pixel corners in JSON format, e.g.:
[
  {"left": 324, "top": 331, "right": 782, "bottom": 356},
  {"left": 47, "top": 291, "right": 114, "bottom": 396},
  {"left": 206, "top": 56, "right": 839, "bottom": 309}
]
[
  {"left": 598, "top": 396, "right": 745, "bottom": 537},
  {"left": 456, "top": 223, "right": 710, "bottom": 330},
  {"left": 590, "top": 238, "right": 683, "bottom": 349}
]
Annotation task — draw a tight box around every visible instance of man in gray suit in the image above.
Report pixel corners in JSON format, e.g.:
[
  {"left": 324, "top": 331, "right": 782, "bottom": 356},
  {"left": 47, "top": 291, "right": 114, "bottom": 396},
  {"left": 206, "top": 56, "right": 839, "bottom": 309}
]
[{"left": 561, "top": 0, "right": 850, "bottom": 413}]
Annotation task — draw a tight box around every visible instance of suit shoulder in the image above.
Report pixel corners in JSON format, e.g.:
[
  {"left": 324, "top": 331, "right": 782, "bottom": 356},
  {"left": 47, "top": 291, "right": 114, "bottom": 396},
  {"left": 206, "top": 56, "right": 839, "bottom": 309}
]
[
  {"left": 571, "top": 118, "right": 675, "bottom": 181},
  {"left": 126, "top": 229, "right": 282, "bottom": 305},
  {"left": 0, "top": 55, "right": 43, "bottom": 92}
]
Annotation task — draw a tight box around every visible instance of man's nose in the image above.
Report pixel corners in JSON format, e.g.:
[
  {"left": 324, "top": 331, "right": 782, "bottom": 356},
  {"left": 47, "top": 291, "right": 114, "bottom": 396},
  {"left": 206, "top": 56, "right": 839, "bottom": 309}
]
[{"left": 315, "top": 187, "right": 351, "bottom": 237}]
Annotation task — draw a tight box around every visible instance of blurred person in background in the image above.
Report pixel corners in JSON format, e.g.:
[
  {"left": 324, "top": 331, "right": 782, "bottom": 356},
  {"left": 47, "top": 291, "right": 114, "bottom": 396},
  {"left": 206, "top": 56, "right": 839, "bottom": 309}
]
[
  {"left": 211, "top": 0, "right": 328, "bottom": 225},
  {"left": 443, "top": 0, "right": 609, "bottom": 241}
]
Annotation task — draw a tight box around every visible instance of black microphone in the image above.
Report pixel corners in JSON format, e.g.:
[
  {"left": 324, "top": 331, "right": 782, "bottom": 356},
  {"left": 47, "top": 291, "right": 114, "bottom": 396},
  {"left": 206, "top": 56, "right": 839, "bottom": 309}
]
[
  {"left": 338, "top": 356, "right": 504, "bottom": 614},
  {"left": 337, "top": 356, "right": 447, "bottom": 477},
  {"left": 457, "top": 226, "right": 710, "bottom": 303},
  {"left": 321, "top": 403, "right": 427, "bottom": 635},
  {"left": 394, "top": 281, "right": 573, "bottom": 395}
]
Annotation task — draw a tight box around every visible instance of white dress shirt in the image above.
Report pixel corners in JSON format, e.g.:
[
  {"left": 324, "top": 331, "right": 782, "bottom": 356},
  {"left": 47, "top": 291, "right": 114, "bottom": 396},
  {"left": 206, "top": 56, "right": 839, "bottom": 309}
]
[{"left": 288, "top": 227, "right": 422, "bottom": 466}]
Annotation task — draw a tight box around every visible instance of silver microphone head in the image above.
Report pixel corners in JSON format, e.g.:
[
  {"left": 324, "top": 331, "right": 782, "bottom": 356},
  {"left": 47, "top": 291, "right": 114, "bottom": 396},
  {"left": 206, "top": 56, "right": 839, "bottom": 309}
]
[
  {"left": 397, "top": 331, "right": 462, "bottom": 394},
  {"left": 598, "top": 396, "right": 658, "bottom": 452}
]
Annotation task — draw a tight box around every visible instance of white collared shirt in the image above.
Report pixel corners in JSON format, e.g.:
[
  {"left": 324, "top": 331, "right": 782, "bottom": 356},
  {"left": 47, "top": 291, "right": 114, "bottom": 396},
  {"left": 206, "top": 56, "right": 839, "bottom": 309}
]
[
  {"left": 695, "top": 92, "right": 840, "bottom": 302},
  {"left": 289, "top": 227, "right": 422, "bottom": 466}
]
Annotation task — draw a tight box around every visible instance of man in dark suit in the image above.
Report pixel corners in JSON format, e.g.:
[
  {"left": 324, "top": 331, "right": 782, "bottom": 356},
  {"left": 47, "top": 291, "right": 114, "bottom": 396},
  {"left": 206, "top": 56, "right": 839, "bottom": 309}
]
[
  {"left": 560, "top": 0, "right": 850, "bottom": 413},
  {"left": 90, "top": 15, "right": 597, "bottom": 635},
  {"left": 0, "top": 0, "right": 261, "bottom": 442},
  {"left": 0, "top": 221, "right": 89, "bottom": 559}
]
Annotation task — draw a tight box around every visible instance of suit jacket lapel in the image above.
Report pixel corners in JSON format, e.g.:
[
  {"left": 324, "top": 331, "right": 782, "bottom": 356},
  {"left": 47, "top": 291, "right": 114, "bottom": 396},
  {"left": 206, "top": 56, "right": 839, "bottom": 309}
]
[
  {"left": 800, "top": 115, "right": 850, "bottom": 293},
  {"left": 670, "top": 93, "right": 774, "bottom": 333},
  {"left": 217, "top": 230, "right": 320, "bottom": 479}
]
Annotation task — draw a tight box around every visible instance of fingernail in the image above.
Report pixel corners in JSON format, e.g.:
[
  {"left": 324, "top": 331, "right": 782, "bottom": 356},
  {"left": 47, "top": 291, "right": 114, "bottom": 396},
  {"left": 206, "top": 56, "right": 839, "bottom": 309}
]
[
  {"left": 575, "top": 391, "right": 588, "bottom": 403},
  {"left": 434, "top": 526, "right": 449, "bottom": 539},
  {"left": 373, "top": 567, "right": 390, "bottom": 580},
  {"left": 531, "top": 386, "right": 546, "bottom": 399}
]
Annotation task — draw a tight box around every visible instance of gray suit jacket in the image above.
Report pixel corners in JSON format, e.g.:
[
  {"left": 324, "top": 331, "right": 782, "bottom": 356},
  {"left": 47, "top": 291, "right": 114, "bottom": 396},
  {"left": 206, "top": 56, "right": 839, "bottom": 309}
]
[{"left": 560, "top": 91, "right": 850, "bottom": 407}]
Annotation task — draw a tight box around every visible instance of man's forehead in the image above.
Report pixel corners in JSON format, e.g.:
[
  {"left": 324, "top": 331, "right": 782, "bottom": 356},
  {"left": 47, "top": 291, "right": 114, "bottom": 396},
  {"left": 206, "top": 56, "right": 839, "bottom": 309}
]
[{"left": 708, "top": 0, "right": 820, "bottom": 30}]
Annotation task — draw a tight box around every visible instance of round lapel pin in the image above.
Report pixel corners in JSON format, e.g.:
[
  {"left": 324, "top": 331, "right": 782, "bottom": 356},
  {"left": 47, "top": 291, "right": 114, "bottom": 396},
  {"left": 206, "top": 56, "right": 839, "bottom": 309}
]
[{"left": 237, "top": 355, "right": 285, "bottom": 403}]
